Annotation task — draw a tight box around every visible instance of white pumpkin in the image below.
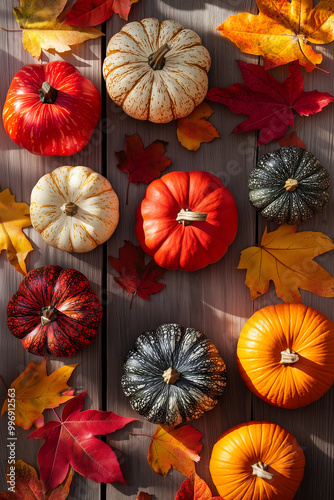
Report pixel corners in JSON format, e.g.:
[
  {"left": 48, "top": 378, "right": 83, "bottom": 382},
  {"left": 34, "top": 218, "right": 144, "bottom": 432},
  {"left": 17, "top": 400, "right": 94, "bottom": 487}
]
[
  {"left": 102, "top": 18, "right": 211, "bottom": 123},
  {"left": 30, "top": 166, "right": 119, "bottom": 252}
]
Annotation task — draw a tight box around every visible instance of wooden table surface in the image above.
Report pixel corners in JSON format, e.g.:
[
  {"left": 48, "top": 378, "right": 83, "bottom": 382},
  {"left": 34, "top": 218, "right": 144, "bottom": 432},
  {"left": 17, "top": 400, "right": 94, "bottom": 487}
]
[{"left": 1, "top": 1, "right": 334, "bottom": 499}]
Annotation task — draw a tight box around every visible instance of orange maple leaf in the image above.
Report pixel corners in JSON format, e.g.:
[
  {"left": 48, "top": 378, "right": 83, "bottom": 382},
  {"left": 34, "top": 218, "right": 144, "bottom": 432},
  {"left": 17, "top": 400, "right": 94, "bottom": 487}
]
[
  {"left": 237, "top": 224, "right": 334, "bottom": 302},
  {"left": 0, "top": 188, "right": 33, "bottom": 274},
  {"left": 1, "top": 360, "right": 77, "bottom": 430},
  {"left": 146, "top": 425, "right": 203, "bottom": 477},
  {"left": 177, "top": 102, "right": 219, "bottom": 151},
  {"left": 217, "top": 0, "right": 334, "bottom": 71},
  {"left": 175, "top": 472, "right": 223, "bottom": 500}
]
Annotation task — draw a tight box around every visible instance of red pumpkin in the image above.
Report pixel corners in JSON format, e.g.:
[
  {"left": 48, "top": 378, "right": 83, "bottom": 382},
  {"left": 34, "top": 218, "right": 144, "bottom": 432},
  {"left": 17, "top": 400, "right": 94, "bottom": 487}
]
[
  {"left": 135, "top": 170, "right": 238, "bottom": 271},
  {"left": 7, "top": 265, "right": 102, "bottom": 357},
  {"left": 2, "top": 61, "right": 101, "bottom": 156}
]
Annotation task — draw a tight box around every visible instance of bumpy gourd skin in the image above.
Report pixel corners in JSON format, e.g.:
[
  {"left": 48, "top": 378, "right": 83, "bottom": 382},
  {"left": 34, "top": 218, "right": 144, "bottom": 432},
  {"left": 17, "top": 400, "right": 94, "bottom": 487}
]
[
  {"left": 121, "top": 323, "right": 226, "bottom": 426},
  {"left": 248, "top": 146, "right": 330, "bottom": 224}
]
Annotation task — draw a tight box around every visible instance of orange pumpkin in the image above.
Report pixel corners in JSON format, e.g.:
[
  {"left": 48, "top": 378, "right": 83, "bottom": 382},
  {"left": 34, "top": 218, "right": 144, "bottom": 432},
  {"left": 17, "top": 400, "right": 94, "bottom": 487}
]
[
  {"left": 210, "top": 421, "right": 305, "bottom": 500},
  {"left": 237, "top": 303, "right": 334, "bottom": 409}
]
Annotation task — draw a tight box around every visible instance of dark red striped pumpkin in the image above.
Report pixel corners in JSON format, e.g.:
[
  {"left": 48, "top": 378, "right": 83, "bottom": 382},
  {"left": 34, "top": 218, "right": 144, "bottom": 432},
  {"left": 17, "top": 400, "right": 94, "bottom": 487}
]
[{"left": 7, "top": 265, "right": 102, "bottom": 357}]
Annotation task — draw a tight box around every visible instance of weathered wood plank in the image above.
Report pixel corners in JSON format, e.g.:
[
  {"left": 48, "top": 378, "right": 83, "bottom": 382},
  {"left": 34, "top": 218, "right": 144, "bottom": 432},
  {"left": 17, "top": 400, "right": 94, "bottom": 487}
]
[
  {"left": 0, "top": 2, "right": 103, "bottom": 499},
  {"left": 253, "top": 30, "right": 334, "bottom": 500},
  {"left": 1, "top": 0, "right": 333, "bottom": 499},
  {"left": 105, "top": 1, "right": 256, "bottom": 498}
]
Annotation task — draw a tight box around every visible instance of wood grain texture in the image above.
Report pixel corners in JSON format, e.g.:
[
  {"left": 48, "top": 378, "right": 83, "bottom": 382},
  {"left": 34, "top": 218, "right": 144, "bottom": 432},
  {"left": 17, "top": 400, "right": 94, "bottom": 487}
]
[
  {"left": 105, "top": 1, "right": 256, "bottom": 499},
  {"left": 0, "top": 1, "right": 103, "bottom": 499},
  {"left": 254, "top": 50, "right": 334, "bottom": 500},
  {"left": 0, "top": 0, "right": 333, "bottom": 499}
]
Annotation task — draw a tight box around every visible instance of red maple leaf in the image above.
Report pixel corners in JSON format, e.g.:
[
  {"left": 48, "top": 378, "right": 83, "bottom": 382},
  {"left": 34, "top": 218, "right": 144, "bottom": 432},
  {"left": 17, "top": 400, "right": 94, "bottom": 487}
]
[
  {"left": 116, "top": 134, "right": 171, "bottom": 204},
  {"left": 64, "top": 0, "right": 138, "bottom": 26},
  {"left": 276, "top": 129, "right": 306, "bottom": 149},
  {"left": 109, "top": 241, "right": 165, "bottom": 307},
  {"left": 29, "top": 391, "right": 136, "bottom": 490},
  {"left": 112, "top": 0, "right": 139, "bottom": 20},
  {"left": 206, "top": 60, "right": 334, "bottom": 145}
]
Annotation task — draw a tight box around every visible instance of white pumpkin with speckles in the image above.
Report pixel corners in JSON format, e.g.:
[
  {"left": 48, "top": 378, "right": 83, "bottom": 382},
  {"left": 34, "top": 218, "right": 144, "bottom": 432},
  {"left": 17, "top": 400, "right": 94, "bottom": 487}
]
[
  {"left": 103, "top": 18, "right": 211, "bottom": 123},
  {"left": 30, "top": 166, "right": 119, "bottom": 253}
]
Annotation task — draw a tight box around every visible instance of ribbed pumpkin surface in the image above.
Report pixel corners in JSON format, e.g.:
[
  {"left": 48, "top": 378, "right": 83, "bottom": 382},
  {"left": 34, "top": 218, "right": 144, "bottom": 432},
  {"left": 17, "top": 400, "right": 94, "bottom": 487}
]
[
  {"left": 103, "top": 18, "right": 211, "bottom": 123},
  {"left": 248, "top": 146, "right": 330, "bottom": 224},
  {"left": 7, "top": 265, "right": 102, "bottom": 357},
  {"left": 30, "top": 166, "right": 119, "bottom": 253},
  {"left": 210, "top": 421, "right": 305, "bottom": 500},
  {"left": 135, "top": 170, "right": 238, "bottom": 271},
  {"left": 3, "top": 61, "right": 101, "bottom": 156},
  {"left": 237, "top": 303, "right": 334, "bottom": 408},
  {"left": 121, "top": 324, "right": 226, "bottom": 426}
]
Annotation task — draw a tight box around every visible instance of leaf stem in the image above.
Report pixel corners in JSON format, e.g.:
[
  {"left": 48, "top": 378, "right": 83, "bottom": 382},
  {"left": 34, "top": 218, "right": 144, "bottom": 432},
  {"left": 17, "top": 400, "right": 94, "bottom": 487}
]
[
  {"left": 0, "top": 27, "right": 22, "bottom": 32},
  {"left": 0, "top": 375, "right": 8, "bottom": 394},
  {"left": 130, "top": 432, "right": 152, "bottom": 438},
  {"left": 129, "top": 292, "right": 135, "bottom": 309},
  {"left": 126, "top": 179, "right": 130, "bottom": 205},
  {"left": 52, "top": 408, "right": 62, "bottom": 423}
]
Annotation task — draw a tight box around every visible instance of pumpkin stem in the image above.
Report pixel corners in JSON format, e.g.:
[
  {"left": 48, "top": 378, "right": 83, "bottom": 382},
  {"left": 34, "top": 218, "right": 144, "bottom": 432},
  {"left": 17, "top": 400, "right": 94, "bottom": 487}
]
[
  {"left": 284, "top": 178, "right": 299, "bottom": 192},
  {"left": 163, "top": 367, "right": 180, "bottom": 384},
  {"left": 176, "top": 208, "right": 207, "bottom": 227},
  {"left": 251, "top": 461, "right": 273, "bottom": 481},
  {"left": 40, "top": 305, "right": 58, "bottom": 326},
  {"left": 61, "top": 202, "right": 78, "bottom": 217},
  {"left": 148, "top": 43, "right": 171, "bottom": 70},
  {"left": 280, "top": 348, "right": 299, "bottom": 365},
  {"left": 39, "top": 81, "right": 58, "bottom": 104}
]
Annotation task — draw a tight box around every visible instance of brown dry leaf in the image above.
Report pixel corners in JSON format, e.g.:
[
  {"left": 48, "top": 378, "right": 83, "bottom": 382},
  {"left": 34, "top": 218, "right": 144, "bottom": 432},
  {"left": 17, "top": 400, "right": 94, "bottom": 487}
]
[
  {"left": 1, "top": 360, "right": 77, "bottom": 430},
  {"left": 13, "top": 0, "right": 103, "bottom": 59},
  {"left": 177, "top": 102, "right": 220, "bottom": 151},
  {"left": 147, "top": 425, "right": 202, "bottom": 477},
  {"left": 0, "top": 460, "right": 73, "bottom": 499},
  {"left": 276, "top": 130, "right": 306, "bottom": 149},
  {"left": 136, "top": 493, "right": 152, "bottom": 500},
  {"left": 0, "top": 188, "right": 33, "bottom": 274},
  {"left": 238, "top": 224, "right": 334, "bottom": 302}
]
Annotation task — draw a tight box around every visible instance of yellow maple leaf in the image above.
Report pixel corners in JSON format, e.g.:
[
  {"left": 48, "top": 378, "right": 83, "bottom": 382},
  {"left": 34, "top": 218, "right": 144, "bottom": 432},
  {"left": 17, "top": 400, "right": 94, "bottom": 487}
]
[
  {"left": 217, "top": 0, "right": 334, "bottom": 72},
  {"left": 238, "top": 224, "right": 334, "bottom": 303},
  {"left": 0, "top": 188, "right": 33, "bottom": 275},
  {"left": 1, "top": 360, "right": 77, "bottom": 430},
  {"left": 177, "top": 102, "right": 220, "bottom": 151},
  {"left": 147, "top": 425, "right": 202, "bottom": 477},
  {"left": 13, "top": 0, "right": 103, "bottom": 59}
]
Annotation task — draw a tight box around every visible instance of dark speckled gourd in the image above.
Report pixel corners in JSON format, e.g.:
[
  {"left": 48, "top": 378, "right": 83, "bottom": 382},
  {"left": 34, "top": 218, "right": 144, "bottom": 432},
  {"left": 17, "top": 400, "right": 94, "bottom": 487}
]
[
  {"left": 121, "top": 324, "right": 226, "bottom": 426},
  {"left": 248, "top": 147, "right": 330, "bottom": 225}
]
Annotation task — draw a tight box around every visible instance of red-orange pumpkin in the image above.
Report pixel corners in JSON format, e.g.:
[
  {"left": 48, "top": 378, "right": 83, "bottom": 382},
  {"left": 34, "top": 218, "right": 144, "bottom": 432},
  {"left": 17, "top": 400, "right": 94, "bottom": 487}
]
[
  {"left": 210, "top": 421, "right": 305, "bottom": 500},
  {"left": 135, "top": 170, "right": 238, "bottom": 271},
  {"left": 237, "top": 303, "right": 334, "bottom": 409},
  {"left": 3, "top": 61, "right": 101, "bottom": 156}
]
